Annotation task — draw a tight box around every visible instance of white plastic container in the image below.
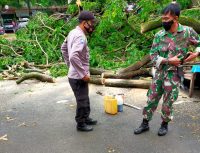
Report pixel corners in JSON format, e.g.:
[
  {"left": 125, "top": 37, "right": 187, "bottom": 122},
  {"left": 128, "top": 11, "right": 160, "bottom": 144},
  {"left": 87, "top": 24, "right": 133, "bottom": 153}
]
[{"left": 116, "top": 94, "right": 124, "bottom": 112}]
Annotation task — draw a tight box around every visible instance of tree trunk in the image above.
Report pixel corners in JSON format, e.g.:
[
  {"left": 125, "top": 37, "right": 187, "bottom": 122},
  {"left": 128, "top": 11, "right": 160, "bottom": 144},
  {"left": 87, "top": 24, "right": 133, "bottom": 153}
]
[
  {"left": 89, "top": 77, "right": 105, "bottom": 85},
  {"left": 141, "top": 16, "right": 200, "bottom": 34},
  {"left": 104, "top": 79, "right": 151, "bottom": 88},
  {"left": 102, "top": 68, "right": 150, "bottom": 79},
  {"left": 16, "top": 73, "right": 55, "bottom": 84},
  {"left": 89, "top": 67, "right": 114, "bottom": 75},
  {"left": 117, "top": 55, "right": 150, "bottom": 74},
  {"left": 89, "top": 78, "right": 151, "bottom": 89}
]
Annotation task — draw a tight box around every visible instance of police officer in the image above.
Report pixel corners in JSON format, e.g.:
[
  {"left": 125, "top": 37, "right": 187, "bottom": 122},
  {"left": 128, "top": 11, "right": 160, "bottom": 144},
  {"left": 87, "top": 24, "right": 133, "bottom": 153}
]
[
  {"left": 134, "top": 2, "right": 200, "bottom": 136},
  {"left": 61, "top": 11, "right": 97, "bottom": 132}
]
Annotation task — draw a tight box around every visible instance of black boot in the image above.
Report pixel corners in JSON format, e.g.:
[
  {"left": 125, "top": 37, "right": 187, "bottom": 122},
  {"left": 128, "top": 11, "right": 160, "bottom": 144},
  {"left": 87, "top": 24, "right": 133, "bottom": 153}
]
[
  {"left": 134, "top": 119, "right": 149, "bottom": 135},
  {"left": 158, "top": 122, "right": 168, "bottom": 136},
  {"left": 85, "top": 118, "right": 98, "bottom": 125},
  {"left": 77, "top": 123, "right": 93, "bottom": 132}
]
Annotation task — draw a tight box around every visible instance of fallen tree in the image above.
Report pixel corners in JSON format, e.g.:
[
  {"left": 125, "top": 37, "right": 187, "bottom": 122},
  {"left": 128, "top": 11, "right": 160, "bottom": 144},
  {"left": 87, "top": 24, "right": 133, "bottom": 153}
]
[
  {"left": 89, "top": 78, "right": 151, "bottom": 89},
  {"left": 102, "top": 68, "right": 150, "bottom": 79},
  {"left": 16, "top": 73, "right": 55, "bottom": 84},
  {"left": 117, "top": 54, "right": 151, "bottom": 74},
  {"left": 90, "top": 67, "right": 114, "bottom": 75}
]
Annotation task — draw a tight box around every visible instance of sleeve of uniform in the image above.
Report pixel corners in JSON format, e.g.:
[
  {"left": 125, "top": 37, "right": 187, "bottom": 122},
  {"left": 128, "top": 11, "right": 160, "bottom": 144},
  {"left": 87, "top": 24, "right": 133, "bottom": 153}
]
[
  {"left": 61, "top": 37, "right": 70, "bottom": 67},
  {"left": 150, "top": 34, "right": 164, "bottom": 69},
  {"left": 189, "top": 27, "right": 200, "bottom": 53},
  {"left": 69, "top": 35, "right": 87, "bottom": 79}
]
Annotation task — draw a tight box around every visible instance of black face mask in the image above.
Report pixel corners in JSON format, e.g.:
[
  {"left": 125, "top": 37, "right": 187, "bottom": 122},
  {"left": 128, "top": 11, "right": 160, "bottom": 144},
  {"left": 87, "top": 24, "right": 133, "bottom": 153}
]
[
  {"left": 162, "top": 20, "right": 174, "bottom": 31},
  {"left": 84, "top": 22, "right": 95, "bottom": 34}
]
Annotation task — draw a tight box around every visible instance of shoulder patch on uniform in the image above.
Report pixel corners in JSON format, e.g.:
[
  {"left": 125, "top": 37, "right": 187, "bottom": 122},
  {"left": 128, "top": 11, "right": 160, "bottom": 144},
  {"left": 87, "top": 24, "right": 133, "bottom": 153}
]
[{"left": 80, "top": 37, "right": 85, "bottom": 44}]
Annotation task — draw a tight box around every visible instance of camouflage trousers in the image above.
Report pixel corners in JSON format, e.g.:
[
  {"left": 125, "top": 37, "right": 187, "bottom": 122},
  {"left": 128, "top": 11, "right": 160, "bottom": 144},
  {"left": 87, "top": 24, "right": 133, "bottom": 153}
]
[{"left": 143, "top": 70, "right": 180, "bottom": 122}]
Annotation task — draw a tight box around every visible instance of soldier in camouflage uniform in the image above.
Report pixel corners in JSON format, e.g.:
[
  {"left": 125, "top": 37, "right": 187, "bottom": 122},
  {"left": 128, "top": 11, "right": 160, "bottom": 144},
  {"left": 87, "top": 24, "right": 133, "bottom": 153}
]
[{"left": 134, "top": 2, "right": 200, "bottom": 136}]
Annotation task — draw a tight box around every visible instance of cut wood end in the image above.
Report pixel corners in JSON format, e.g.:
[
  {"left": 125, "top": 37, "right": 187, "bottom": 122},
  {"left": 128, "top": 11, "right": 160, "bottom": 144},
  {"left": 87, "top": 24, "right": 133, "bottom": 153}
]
[
  {"left": 101, "top": 78, "right": 105, "bottom": 85},
  {"left": 140, "top": 26, "right": 144, "bottom": 34}
]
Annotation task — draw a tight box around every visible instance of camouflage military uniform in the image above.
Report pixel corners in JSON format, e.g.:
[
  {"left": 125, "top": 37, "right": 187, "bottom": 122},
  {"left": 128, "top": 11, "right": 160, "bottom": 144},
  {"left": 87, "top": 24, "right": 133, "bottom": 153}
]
[{"left": 143, "top": 24, "right": 200, "bottom": 122}]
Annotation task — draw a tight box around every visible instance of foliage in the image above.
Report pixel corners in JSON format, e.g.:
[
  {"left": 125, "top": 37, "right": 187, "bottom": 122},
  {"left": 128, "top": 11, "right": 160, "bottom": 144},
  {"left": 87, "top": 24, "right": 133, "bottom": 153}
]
[
  {"left": 0, "top": 0, "right": 200, "bottom": 77},
  {"left": 67, "top": 4, "right": 78, "bottom": 14},
  {"left": 49, "top": 64, "right": 68, "bottom": 77},
  {"left": 15, "top": 12, "right": 77, "bottom": 65},
  {"left": 0, "top": 0, "right": 67, "bottom": 8},
  {"left": 182, "top": 8, "right": 200, "bottom": 19},
  {"left": 137, "top": 0, "right": 193, "bottom": 21},
  {"left": 0, "top": 56, "right": 24, "bottom": 71},
  {"left": 177, "top": 0, "right": 192, "bottom": 9}
]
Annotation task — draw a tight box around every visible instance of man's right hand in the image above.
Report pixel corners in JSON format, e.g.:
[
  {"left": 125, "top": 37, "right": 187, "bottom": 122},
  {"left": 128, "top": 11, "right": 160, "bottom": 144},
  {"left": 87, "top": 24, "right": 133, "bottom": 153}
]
[
  {"left": 82, "top": 75, "right": 90, "bottom": 82},
  {"left": 168, "top": 54, "right": 182, "bottom": 67}
]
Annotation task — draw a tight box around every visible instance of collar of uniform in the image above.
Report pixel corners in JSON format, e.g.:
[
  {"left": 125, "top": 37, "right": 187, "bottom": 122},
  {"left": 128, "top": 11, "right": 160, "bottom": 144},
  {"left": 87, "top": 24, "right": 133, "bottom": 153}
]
[
  {"left": 161, "top": 23, "right": 184, "bottom": 37},
  {"left": 177, "top": 23, "right": 184, "bottom": 33},
  {"left": 76, "top": 26, "right": 85, "bottom": 35}
]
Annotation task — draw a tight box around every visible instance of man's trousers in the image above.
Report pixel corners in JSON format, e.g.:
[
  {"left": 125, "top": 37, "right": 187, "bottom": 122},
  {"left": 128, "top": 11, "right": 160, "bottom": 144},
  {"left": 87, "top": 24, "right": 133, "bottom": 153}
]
[
  {"left": 68, "top": 78, "right": 91, "bottom": 124},
  {"left": 143, "top": 70, "right": 180, "bottom": 122}
]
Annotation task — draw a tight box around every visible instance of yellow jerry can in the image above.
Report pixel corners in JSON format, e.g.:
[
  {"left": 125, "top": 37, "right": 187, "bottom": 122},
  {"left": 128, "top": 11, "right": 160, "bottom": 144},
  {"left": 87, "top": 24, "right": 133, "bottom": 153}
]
[{"left": 104, "top": 96, "right": 118, "bottom": 115}]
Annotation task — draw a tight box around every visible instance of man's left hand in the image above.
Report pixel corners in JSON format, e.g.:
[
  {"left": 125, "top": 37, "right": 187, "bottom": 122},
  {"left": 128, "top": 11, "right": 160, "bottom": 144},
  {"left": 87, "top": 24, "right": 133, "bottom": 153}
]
[{"left": 184, "top": 52, "right": 199, "bottom": 63}]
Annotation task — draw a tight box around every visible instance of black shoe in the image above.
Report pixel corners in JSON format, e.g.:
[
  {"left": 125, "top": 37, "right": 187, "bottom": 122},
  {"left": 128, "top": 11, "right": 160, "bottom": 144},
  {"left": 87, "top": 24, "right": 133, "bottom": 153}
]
[
  {"left": 158, "top": 122, "right": 168, "bottom": 136},
  {"left": 77, "top": 123, "right": 93, "bottom": 132},
  {"left": 85, "top": 118, "right": 97, "bottom": 125},
  {"left": 134, "top": 119, "right": 149, "bottom": 135}
]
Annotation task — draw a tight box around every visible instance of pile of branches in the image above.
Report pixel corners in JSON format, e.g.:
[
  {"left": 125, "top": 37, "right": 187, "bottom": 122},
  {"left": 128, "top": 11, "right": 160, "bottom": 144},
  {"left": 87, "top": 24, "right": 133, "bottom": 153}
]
[
  {"left": 89, "top": 54, "right": 152, "bottom": 89},
  {"left": 0, "top": 1, "right": 200, "bottom": 88},
  {"left": 0, "top": 61, "right": 55, "bottom": 84}
]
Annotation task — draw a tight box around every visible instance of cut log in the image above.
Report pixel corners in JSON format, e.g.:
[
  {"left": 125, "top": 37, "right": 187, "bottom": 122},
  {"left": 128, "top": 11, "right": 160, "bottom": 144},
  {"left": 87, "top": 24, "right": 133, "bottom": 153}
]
[
  {"left": 143, "top": 62, "right": 153, "bottom": 68},
  {"left": 102, "top": 68, "right": 150, "bottom": 79},
  {"left": 141, "top": 18, "right": 162, "bottom": 34},
  {"left": 90, "top": 75, "right": 101, "bottom": 78},
  {"left": 104, "top": 79, "right": 151, "bottom": 89},
  {"left": 117, "top": 55, "right": 150, "bottom": 74},
  {"left": 89, "top": 67, "right": 114, "bottom": 75},
  {"left": 89, "top": 78, "right": 151, "bottom": 89},
  {"left": 141, "top": 16, "right": 200, "bottom": 34},
  {"left": 23, "top": 69, "right": 45, "bottom": 74},
  {"left": 139, "top": 77, "right": 152, "bottom": 81},
  {"left": 22, "top": 61, "right": 34, "bottom": 69},
  {"left": 89, "top": 77, "right": 105, "bottom": 85},
  {"left": 16, "top": 73, "right": 55, "bottom": 84}
]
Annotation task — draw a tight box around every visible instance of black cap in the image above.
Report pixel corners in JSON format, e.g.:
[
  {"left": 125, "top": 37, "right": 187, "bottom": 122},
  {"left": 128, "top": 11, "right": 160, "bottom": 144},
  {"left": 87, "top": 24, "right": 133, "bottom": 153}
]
[{"left": 78, "top": 11, "right": 95, "bottom": 22}]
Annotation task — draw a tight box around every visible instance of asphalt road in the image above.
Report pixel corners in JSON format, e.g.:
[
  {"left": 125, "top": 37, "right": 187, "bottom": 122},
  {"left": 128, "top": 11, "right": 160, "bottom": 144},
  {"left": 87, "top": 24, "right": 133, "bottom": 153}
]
[{"left": 0, "top": 77, "right": 200, "bottom": 153}]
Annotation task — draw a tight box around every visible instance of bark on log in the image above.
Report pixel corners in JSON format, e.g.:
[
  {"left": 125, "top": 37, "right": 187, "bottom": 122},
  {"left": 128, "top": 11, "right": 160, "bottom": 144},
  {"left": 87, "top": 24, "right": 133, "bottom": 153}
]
[
  {"left": 117, "top": 55, "right": 150, "bottom": 74},
  {"left": 23, "top": 69, "right": 45, "bottom": 74},
  {"left": 102, "top": 68, "right": 150, "bottom": 79},
  {"left": 104, "top": 79, "right": 151, "bottom": 89},
  {"left": 16, "top": 73, "right": 55, "bottom": 84},
  {"left": 89, "top": 78, "right": 151, "bottom": 89},
  {"left": 89, "top": 67, "right": 114, "bottom": 75},
  {"left": 90, "top": 75, "right": 101, "bottom": 78},
  {"left": 141, "top": 16, "right": 200, "bottom": 34},
  {"left": 89, "top": 77, "right": 105, "bottom": 85},
  {"left": 22, "top": 61, "right": 34, "bottom": 69}
]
